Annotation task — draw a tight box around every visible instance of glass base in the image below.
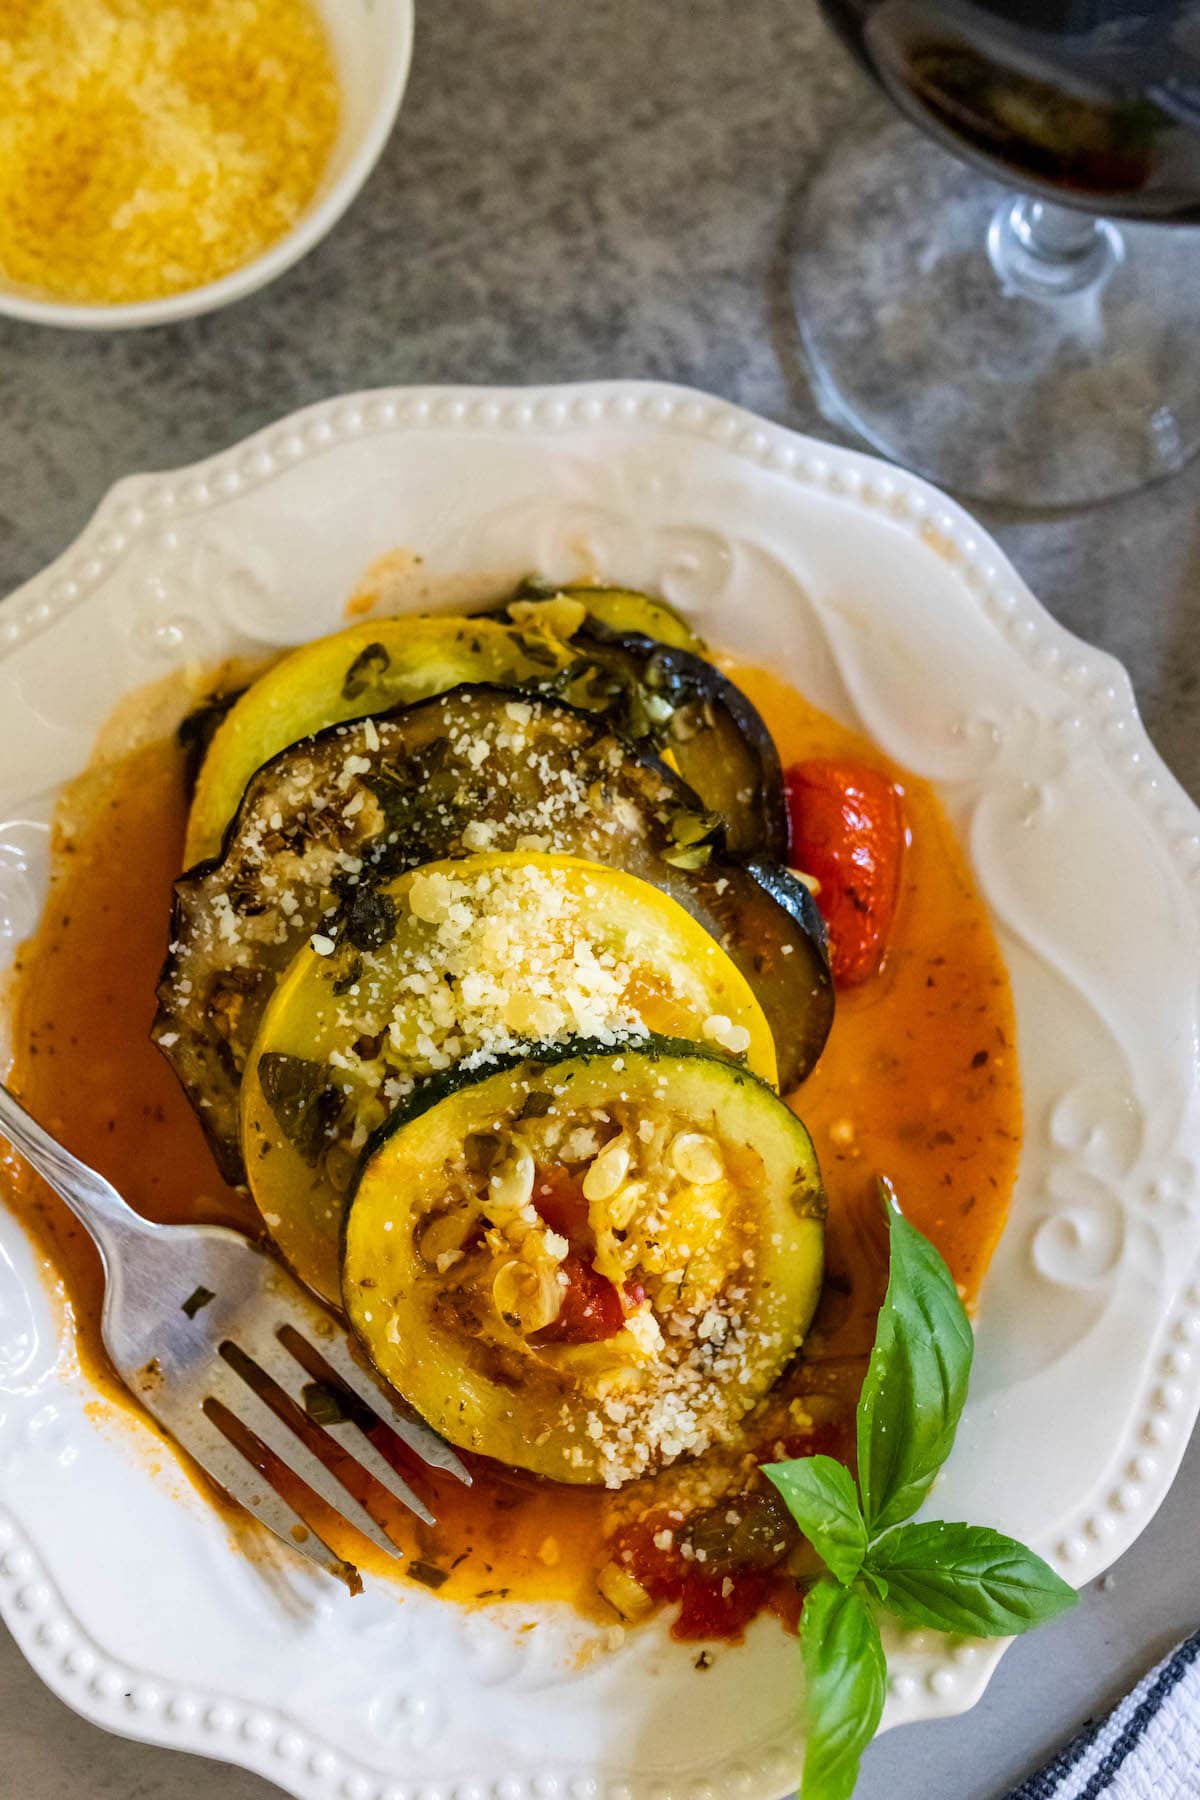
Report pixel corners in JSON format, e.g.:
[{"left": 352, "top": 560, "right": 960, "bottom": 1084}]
[{"left": 792, "top": 100, "right": 1200, "bottom": 507}]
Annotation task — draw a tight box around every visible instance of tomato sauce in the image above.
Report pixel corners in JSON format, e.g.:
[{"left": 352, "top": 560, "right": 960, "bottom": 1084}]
[{"left": 0, "top": 657, "right": 1020, "bottom": 1633}]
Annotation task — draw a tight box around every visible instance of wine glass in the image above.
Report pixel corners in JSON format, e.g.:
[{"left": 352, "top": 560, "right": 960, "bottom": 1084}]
[{"left": 796, "top": 0, "right": 1200, "bottom": 505}]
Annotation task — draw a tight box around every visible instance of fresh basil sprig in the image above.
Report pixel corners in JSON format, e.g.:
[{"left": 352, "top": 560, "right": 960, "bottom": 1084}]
[
  {"left": 764, "top": 1456, "right": 867, "bottom": 1587},
  {"left": 764, "top": 1181, "right": 1077, "bottom": 1800},
  {"left": 866, "top": 1522, "right": 1080, "bottom": 1638},
  {"left": 799, "top": 1583, "right": 887, "bottom": 1800},
  {"left": 855, "top": 1200, "right": 974, "bottom": 1536}
]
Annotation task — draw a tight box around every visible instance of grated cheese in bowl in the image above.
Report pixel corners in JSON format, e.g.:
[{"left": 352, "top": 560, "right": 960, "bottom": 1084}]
[{"left": 0, "top": 0, "right": 341, "bottom": 307}]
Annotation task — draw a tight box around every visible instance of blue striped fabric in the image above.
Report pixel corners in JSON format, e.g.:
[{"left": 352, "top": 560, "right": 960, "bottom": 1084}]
[{"left": 1008, "top": 1632, "right": 1200, "bottom": 1800}]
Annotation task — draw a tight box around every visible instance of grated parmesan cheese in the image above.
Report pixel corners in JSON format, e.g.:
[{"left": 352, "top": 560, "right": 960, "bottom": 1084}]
[
  {"left": 379, "top": 862, "right": 657, "bottom": 1070},
  {"left": 0, "top": 0, "right": 340, "bottom": 306}
]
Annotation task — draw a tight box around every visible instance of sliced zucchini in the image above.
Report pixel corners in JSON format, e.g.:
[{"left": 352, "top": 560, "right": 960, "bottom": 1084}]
[
  {"left": 155, "top": 686, "right": 831, "bottom": 1184},
  {"left": 343, "top": 1039, "right": 825, "bottom": 1485},
  {"left": 242, "top": 852, "right": 777, "bottom": 1303},
  {"left": 500, "top": 580, "right": 705, "bottom": 653},
  {"left": 185, "top": 598, "right": 785, "bottom": 866}
]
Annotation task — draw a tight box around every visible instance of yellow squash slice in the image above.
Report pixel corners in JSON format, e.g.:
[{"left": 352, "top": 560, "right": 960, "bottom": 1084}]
[
  {"left": 342, "top": 1040, "right": 824, "bottom": 1485},
  {"left": 185, "top": 616, "right": 576, "bottom": 865},
  {"left": 184, "top": 592, "right": 785, "bottom": 866},
  {"left": 241, "top": 853, "right": 776, "bottom": 1304}
]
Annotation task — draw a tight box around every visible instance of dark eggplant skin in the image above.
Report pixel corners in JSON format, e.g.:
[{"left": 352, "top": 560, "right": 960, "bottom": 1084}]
[
  {"left": 154, "top": 685, "right": 830, "bottom": 1183},
  {"left": 489, "top": 585, "right": 789, "bottom": 859},
  {"left": 719, "top": 858, "right": 834, "bottom": 1092},
  {"left": 595, "top": 634, "right": 788, "bottom": 862},
  {"left": 176, "top": 687, "right": 245, "bottom": 797}
]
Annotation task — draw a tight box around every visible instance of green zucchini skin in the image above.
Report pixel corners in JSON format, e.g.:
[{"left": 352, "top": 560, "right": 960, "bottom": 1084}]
[
  {"left": 499, "top": 580, "right": 705, "bottom": 653},
  {"left": 154, "top": 686, "right": 831, "bottom": 1183},
  {"left": 359, "top": 1033, "right": 799, "bottom": 1160},
  {"left": 240, "top": 853, "right": 777, "bottom": 1306},
  {"left": 342, "top": 1037, "right": 826, "bottom": 1485}
]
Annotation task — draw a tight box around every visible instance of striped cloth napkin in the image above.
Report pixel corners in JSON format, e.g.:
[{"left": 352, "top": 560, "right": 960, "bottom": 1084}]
[{"left": 1008, "top": 1632, "right": 1200, "bottom": 1799}]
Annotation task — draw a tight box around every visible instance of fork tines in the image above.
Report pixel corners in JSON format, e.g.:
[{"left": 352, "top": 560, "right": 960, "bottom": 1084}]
[{"left": 188, "top": 1315, "right": 470, "bottom": 1586}]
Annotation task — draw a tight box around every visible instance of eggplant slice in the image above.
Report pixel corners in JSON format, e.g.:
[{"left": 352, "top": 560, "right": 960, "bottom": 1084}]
[
  {"left": 489, "top": 588, "right": 787, "bottom": 858},
  {"left": 579, "top": 635, "right": 787, "bottom": 860},
  {"left": 186, "top": 597, "right": 786, "bottom": 867},
  {"left": 154, "top": 685, "right": 831, "bottom": 1183},
  {"left": 183, "top": 615, "right": 581, "bottom": 866}
]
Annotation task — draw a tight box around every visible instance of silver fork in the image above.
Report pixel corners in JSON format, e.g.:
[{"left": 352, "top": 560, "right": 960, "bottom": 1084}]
[{"left": 0, "top": 1084, "right": 469, "bottom": 1590}]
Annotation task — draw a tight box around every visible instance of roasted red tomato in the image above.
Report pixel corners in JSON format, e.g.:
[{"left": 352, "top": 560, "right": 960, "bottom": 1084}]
[
  {"left": 530, "top": 1251, "right": 627, "bottom": 1344},
  {"left": 529, "top": 1167, "right": 630, "bottom": 1345},
  {"left": 612, "top": 1497, "right": 795, "bottom": 1642},
  {"left": 532, "top": 1166, "right": 592, "bottom": 1244},
  {"left": 784, "top": 759, "right": 904, "bottom": 987}
]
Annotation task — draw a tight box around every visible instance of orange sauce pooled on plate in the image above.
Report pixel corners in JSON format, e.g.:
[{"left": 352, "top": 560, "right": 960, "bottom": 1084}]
[{"left": 0, "top": 661, "right": 1020, "bottom": 1626}]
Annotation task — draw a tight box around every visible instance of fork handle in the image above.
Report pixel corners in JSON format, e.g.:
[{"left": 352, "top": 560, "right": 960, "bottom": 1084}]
[{"left": 0, "top": 1083, "right": 153, "bottom": 1268}]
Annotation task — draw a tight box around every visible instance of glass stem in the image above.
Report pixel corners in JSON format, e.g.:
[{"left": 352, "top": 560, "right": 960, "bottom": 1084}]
[{"left": 987, "top": 194, "right": 1121, "bottom": 301}]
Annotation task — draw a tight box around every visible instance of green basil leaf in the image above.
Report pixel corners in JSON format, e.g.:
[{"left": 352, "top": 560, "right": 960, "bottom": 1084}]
[
  {"left": 865, "top": 1522, "right": 1078, "bottom": 1636},
  {"left": 856, "top": 1186, "right": 974, "bottom": 1535},
  {"left": 858, "top": 1565, "right": 889, "bottom": 1604},
  {"left": 799, "top": 1579, "right": 887, "bottom": 1800},
  {"left": 763, "top": 1456, "right": 868, "bottom": 1586}
]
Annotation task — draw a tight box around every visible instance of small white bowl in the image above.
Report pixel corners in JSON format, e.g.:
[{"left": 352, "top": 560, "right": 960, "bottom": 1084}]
[{"left": 0, "top": 0, "right": 414, "bottom": 332}]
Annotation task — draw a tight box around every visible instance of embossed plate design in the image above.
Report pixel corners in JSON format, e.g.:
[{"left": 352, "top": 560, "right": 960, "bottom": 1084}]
[{"left": 0, "top": 383, "right": 1198, "bottom": 1800}]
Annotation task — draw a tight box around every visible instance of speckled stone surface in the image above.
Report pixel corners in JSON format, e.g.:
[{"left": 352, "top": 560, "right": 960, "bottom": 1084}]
[{"left": 0, "top": 3, "right": 1198, "bottom": 1797}]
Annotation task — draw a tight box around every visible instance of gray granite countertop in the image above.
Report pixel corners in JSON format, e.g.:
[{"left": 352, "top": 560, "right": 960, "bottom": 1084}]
[{"left": 1, "top": 3, "right": 1198, "bottom": 1796}]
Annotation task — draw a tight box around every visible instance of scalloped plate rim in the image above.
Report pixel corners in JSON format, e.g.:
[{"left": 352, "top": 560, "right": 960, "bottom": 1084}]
[{"left": 0, "top": 379, "right": 1196, "bottom": 1800}]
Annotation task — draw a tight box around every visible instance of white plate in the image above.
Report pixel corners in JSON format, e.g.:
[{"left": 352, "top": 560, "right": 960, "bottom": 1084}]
[{"left": 0, "top": 382, "right": 1198, "bottom": 1800}]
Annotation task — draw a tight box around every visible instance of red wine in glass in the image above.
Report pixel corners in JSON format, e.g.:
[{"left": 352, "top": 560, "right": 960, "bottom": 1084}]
[
  {"left": 795, "top": 1, "right": 1200, "bottom": 503},
  {"left": 821, "top": 0, "right": 1200, "bottom": 220}
]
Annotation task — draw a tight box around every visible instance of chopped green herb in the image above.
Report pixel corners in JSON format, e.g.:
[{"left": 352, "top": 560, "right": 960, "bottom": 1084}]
[
  {"left": 331, "top": 950, "right": 364, "bottom": 996},
  {"left": 408, "top": 1561, "right": 450, "bottom": 1590},
  {"left": 257, "top": 1052, "right": 344, "bottom": 1166},
  {"left": 341, "top": 642, "right": 391, "bottom": 701},
  {"left": 339, "top": 885, "right": 398, "bottom": 953},
  {"left": 302, "top": 1381, "right": 350, "bottom": 1427},
  {"left": 181, "top": 1285, "right": 216, "bottom": 1320}
]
